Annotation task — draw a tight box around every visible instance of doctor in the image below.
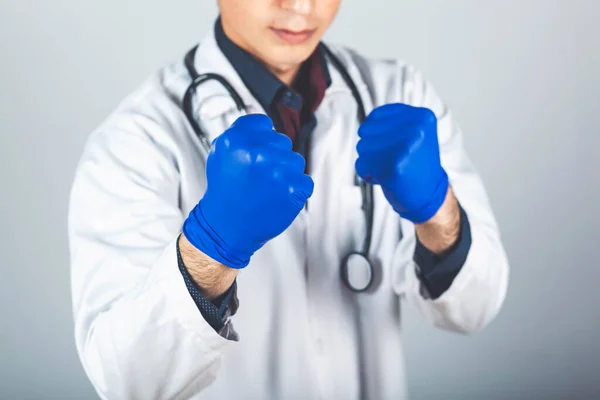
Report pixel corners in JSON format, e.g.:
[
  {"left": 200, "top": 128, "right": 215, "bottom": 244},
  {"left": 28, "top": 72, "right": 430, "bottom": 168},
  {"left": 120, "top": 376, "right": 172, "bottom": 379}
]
[{"left": 68, "top": 0, "right": 509, "bottom": 399}]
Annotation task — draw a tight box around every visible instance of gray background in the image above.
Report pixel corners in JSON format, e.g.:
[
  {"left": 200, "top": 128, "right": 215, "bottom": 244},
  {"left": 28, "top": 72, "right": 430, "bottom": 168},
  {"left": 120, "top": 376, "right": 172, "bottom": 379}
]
[{"left": 1, "top": 0, "right": 598, "bottom": 399}]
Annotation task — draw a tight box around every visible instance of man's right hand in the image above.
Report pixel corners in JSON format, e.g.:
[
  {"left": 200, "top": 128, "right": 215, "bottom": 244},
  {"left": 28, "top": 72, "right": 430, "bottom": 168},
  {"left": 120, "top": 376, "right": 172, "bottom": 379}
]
[{"left": 183, "top": 114, "right": 314, "bottom": 270}]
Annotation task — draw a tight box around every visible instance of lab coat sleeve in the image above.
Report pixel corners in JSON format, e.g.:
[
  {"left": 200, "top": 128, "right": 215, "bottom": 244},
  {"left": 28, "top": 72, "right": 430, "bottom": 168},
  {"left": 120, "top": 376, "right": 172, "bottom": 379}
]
[
  {"left": 391, "top": 65, "right": 510, "bottom": 334},
  {"left": 68, "top": 125, "right": 235, "bottom": 399}
]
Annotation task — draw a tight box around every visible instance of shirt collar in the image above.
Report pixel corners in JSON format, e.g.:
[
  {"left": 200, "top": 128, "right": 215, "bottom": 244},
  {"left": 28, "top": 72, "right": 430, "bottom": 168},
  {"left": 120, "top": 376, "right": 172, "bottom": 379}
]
[{"left": 214, "top": 17, "right": 331, "bottom": 111}]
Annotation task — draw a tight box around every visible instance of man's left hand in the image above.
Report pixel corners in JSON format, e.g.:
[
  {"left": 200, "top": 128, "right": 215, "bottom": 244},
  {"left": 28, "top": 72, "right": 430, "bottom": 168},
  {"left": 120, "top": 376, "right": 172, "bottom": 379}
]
[{"left": 355, "top": 103, "right": 460, "bottom": 253}]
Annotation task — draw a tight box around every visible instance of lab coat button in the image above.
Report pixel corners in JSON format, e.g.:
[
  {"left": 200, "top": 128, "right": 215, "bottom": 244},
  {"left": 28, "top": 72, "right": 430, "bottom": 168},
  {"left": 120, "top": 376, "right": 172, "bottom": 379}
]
[{"left": 281, "top": 90, "right": 301, "bottom": 109}]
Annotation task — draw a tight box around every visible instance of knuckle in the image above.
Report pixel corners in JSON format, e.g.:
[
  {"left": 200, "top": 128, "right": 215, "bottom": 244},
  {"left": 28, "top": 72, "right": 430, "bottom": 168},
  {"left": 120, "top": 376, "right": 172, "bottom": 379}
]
[
  {"left": 291, "top": 151, "right": 307, "bottom": 168},
  {"left": 418, "top": 107, "right": 437, "bottom": 124}
]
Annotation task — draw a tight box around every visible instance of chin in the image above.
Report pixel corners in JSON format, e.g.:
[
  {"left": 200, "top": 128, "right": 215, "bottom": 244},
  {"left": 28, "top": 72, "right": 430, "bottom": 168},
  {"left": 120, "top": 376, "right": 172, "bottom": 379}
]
[{"left": 269, "top": 43, "right": 318, "bottom": 68}]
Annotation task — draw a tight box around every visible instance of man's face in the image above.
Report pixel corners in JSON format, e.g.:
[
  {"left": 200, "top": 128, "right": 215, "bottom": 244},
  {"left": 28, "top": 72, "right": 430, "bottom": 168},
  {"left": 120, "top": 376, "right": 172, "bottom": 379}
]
[{"left": 218, "top": 0, "right": 341, "bottom": 74}]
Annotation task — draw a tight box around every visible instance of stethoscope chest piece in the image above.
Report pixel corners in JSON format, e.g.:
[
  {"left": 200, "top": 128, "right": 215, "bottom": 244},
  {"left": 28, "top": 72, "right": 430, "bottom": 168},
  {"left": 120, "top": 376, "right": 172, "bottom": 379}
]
[{"left": 341, "top": 252, "right": 380, "bottom": 293}]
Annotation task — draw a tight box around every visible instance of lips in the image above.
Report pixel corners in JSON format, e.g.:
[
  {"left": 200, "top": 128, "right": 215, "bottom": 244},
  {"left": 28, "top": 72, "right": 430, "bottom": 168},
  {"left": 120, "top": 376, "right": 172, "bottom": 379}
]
[{"left": 270, "top": 28, "right": 316, "bottom": 44}]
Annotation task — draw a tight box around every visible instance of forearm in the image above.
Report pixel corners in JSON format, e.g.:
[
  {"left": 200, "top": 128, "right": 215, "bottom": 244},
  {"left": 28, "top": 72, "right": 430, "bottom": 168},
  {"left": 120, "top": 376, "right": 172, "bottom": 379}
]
[
  {"left": 414, "top": 186, "right": 460, "bottom": 254},
  {"left": 411, "top": 185, "right": 472, "bottom": 300},
  {"left": 178, "top": 234, "right": 238, "bottom": 300},
  {"left": 403, "top": 219, "right": 509, "bottom": 333}
]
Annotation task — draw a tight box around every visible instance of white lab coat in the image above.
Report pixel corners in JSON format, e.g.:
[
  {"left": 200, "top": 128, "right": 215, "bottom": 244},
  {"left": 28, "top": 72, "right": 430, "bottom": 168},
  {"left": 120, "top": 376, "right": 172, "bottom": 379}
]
[{"left": 68, "top": 28, "right": 509, "bottom": 400}]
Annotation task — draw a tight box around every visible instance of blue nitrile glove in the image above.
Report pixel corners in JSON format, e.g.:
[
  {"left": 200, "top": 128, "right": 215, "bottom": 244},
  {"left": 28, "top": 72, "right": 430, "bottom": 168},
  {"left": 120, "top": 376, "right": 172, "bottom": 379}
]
[
  {"left": 183, "top": 114, "right": 314, "bottom": 269},
  {"left": 355, "top": 103, "right": 449, "bottom": 224}
]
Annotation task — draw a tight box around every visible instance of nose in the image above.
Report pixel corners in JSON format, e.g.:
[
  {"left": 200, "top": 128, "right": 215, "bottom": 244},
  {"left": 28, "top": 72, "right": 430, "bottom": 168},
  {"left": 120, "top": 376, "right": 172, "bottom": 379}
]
[{"left": 279, "top": 0, "right": 312, "bottom": 15}]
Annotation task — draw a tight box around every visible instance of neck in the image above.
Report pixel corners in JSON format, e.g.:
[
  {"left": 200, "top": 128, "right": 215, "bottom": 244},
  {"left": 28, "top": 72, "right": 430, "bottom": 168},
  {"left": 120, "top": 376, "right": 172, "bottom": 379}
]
[{"left": 221, "top": 21, "right": 301, "bottom": 86}]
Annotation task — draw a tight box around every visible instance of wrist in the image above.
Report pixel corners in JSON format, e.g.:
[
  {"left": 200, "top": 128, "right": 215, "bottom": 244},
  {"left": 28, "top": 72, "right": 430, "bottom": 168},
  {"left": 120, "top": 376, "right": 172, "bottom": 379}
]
[
  {"left": 388, "top": 170, "right": 449, "bottom": 224},
  {"left": 414, "top": 186, "right": 461, "bottom": 255},
  {"left": 183, "top": 202, "right": 254, "bottom": 269},
  {"left": 178, "top": 234, "right": 238, "bottom": 301}
]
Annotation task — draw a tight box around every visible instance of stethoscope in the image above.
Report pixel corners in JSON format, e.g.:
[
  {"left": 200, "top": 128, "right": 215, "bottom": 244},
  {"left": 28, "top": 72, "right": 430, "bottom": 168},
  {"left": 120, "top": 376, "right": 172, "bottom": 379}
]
[{"left": 182, "top": 44, "right": 379, "bottom": 294}]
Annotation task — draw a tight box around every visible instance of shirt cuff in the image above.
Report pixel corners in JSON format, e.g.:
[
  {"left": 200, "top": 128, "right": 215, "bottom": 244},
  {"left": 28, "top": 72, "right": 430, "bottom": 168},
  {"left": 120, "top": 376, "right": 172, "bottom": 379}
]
[
  {"left": 413, "top": 203, "right": 472, "bottom": 300},
  {"left": 176, "top": 236, "right": 237, "bottom": 333}
]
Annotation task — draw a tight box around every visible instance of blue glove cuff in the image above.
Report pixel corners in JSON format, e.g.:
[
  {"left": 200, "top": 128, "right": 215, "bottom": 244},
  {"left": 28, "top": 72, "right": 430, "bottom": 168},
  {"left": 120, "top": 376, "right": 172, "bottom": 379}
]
[
  {"left": 182, "top": 206, "right": 251, "bottom": 269},
  {"left": 398, "top": 171, "right": 449, "bottom": 224}
]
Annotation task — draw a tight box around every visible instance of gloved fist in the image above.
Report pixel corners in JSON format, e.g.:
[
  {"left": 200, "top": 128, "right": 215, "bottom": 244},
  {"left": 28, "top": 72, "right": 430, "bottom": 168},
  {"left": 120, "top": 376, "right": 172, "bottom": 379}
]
[
  {"left": 183, "top": 114, "right": 314, "bottom": 268},
  {"left": 355, "top": 103, "right": 448, "bottom": 224}
]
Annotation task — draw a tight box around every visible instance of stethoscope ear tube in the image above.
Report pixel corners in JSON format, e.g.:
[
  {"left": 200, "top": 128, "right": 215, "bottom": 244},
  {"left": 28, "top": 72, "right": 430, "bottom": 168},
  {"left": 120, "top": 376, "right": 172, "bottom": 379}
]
[
  {"left": 183, "top": 45, "right": 247, "bottom": 152},
  {"left": 321, "top": 44, "right": 366, "bottom": 122}
]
